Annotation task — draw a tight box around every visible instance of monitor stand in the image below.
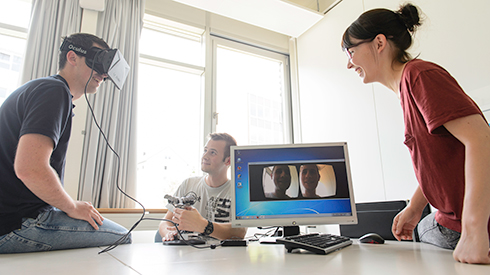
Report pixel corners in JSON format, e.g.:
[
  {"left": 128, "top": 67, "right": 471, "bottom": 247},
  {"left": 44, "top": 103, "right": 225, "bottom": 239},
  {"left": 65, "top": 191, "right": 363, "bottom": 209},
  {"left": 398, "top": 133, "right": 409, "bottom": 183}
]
[{"left": 259, "top": 226, "right": 300, "bottom": 244}]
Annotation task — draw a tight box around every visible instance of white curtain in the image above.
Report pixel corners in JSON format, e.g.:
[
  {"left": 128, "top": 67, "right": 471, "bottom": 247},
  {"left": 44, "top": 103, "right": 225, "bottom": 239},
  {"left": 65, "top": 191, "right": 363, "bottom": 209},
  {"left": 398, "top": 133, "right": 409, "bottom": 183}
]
[
  {"left": 78, "top": 0, "right": 144, "bottom": 208},
  {"left": 21, "top": 0, "right": 81, "bottom": 83}
]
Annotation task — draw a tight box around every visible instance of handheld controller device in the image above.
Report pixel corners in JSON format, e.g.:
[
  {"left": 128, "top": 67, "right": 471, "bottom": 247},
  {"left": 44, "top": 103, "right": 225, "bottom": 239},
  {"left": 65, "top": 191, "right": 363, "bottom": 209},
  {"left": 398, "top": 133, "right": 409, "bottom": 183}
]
[{"left": 164, "top": 193, "right": 201, "bottom": 212}]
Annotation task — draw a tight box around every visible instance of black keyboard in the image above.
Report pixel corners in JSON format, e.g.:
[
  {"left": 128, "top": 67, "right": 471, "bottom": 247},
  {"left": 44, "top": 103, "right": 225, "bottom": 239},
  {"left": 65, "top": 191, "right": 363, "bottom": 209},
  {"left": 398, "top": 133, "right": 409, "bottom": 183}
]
[{"left": 276, "top": 233, "right": 352, "bottom": 255}]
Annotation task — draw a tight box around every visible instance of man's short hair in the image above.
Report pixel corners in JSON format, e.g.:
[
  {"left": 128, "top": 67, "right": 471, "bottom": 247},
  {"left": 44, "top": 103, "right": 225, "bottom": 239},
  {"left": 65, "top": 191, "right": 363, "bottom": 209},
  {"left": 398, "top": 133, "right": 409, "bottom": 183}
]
[
  {"left": 209, "top": 132, "right": 237, "bottom": 161},
  {"left": 58, "top": 33, "right": 109, "bottom": 70}
]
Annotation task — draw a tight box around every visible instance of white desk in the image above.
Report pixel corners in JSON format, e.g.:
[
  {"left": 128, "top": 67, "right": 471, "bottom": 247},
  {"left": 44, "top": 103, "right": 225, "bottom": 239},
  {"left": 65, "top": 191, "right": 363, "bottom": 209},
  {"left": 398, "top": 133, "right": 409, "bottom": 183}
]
[{"left": 1, "top": 240, "right": 489, "bottom": 274}]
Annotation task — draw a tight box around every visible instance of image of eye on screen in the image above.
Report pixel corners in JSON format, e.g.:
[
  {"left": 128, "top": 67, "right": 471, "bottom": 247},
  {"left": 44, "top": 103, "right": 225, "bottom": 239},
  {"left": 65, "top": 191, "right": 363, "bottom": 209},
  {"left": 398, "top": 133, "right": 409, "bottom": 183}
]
[
  {"left": 249, "top": 162, "right": 349, "bottom": 201},
  {"left": 260, "top": 164, "right": 337, "bottom": 200}
]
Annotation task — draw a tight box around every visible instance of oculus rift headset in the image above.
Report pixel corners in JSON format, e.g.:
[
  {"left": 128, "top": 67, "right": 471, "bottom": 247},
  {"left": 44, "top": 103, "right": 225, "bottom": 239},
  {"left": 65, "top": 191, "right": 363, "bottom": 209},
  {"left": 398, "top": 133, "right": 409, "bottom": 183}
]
[{"left": 60, "top": 38, "right": 130, "bottom": 90}]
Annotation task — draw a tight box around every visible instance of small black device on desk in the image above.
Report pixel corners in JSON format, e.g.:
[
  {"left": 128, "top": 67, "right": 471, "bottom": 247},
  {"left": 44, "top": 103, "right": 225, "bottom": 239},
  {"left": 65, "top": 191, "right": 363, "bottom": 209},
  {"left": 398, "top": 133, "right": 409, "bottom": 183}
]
[
  {"left": 162, "top": 230, "right": 206, "bottom": 246},
  {"left": 221, "top": 239, "right": 248, "bottom": 247},
  {"left": 276, "top": 233, "right": 352, "bottom": 255},
  {"left": 163, "top": 239, "right": 206, "bottom": 245},
  {"left": 163, "top": 238, "right": 206, "bottom": 246},
  {"left": 163, "top": 237, "right": 206, "bottom": 245}
]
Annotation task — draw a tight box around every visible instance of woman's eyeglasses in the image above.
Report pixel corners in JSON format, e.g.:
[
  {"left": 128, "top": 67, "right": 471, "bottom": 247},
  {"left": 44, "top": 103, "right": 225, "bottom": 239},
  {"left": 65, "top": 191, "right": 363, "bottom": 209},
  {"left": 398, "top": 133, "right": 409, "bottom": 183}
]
[{"left": 344, "top": 39, "right": 373, "bottom": 60}]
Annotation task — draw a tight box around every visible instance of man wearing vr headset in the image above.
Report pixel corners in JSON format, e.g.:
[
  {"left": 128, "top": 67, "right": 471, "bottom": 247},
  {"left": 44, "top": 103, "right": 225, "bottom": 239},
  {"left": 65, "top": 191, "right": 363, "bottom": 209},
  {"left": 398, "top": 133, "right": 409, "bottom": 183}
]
[{"left": 0, "top": 33, "right": 130, "bottom": 253}]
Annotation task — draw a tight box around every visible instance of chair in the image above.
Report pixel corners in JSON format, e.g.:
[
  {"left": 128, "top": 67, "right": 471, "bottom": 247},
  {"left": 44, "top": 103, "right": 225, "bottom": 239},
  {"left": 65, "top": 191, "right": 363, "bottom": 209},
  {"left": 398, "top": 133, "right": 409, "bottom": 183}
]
[{"left": 155, "top": 230, "right": 163, "bottom": 242}]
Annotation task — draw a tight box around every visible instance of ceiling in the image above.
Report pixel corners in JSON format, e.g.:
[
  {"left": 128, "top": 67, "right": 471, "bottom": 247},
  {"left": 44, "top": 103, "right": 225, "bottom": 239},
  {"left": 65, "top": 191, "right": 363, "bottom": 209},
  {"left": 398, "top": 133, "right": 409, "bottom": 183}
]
[
  {"left": 283, "top": 0, "right": 339, "bottom": 14},
  {"left": 172, "top": 0, "right": 341, "bottom": 37}
]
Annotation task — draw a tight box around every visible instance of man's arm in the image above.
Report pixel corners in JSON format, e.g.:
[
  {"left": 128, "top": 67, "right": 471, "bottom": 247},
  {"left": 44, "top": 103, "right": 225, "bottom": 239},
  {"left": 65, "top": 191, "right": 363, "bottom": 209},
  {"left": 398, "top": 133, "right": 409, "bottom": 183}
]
[
  {"left": 444, "top": 114, "right": 490, "bottom": 264},
  {"left": 172, "top": 207, "right": 247, "bottom": 240},
  {"left": 14, "top": 133, "right": 103, "bottom": 230}
]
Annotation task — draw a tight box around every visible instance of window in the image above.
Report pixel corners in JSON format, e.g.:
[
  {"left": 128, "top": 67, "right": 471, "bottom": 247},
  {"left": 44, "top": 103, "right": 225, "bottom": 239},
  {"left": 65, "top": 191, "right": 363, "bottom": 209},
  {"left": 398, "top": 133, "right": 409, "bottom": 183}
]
[
  {"left": 213, "top": 37, "right": 291, "bottom": 145},
  {"left": 137, "top": 15, "right": 205, "bottom": 208},
  {"left": 0, "top": 0, "right": 31, "bottom": 106},
  {"left": 136, "top": 15, "right": 292, "bottom": 208}
]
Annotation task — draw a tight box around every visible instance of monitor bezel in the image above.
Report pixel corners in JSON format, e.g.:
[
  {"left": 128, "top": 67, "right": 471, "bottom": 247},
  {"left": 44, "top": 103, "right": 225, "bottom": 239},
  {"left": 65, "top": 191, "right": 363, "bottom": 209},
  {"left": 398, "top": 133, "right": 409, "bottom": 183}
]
[{"left": 230, "top": 142, "right": 357, "bottom": 228}]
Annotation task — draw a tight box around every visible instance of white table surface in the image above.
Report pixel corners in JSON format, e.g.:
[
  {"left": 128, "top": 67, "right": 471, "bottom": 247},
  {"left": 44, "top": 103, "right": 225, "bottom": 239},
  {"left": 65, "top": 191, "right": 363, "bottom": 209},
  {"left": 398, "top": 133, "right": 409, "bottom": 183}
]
[{"left": 1, "top": 240, "right": 489, "bottom": 274}]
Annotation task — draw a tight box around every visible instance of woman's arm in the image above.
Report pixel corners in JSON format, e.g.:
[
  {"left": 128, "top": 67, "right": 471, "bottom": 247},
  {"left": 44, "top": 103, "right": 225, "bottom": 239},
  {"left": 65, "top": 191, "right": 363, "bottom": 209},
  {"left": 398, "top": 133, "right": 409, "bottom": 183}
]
[{"left": 444, "top": 114, "right": 490, "bottom": 264}]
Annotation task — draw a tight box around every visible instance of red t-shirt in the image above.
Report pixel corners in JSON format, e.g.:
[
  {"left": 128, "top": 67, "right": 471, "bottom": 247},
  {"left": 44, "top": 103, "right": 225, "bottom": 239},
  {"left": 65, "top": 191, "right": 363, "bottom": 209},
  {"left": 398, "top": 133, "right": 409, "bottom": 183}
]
[{"left": 400, "top": 59, "right": 489, "bottom": 234}]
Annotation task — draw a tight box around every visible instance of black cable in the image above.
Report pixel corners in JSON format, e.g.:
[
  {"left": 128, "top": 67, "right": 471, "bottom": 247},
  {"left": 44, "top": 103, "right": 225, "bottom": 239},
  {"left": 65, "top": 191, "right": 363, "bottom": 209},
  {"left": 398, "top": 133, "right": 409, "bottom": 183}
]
[
  {"left": 77, "top": 53, "right": 146, "bottom": 254},
  {"left": 82, "top": 56, "right": 217, "bottom": 253},
  {"left": 251, "top": 226, "right": 280, "bottom": 242},
  {"left": 271, "top": 226, "right": 280, "bottom": 236},
  {"left": 257, "top": 226, "right": 276, "bottom": 230}
]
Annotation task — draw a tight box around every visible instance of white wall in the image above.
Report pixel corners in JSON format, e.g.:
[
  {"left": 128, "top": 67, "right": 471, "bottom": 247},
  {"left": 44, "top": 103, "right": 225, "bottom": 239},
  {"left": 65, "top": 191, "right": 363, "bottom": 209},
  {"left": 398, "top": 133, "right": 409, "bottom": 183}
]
[{"left": 296, "top": 0, "right": 490, "bottom": 203}]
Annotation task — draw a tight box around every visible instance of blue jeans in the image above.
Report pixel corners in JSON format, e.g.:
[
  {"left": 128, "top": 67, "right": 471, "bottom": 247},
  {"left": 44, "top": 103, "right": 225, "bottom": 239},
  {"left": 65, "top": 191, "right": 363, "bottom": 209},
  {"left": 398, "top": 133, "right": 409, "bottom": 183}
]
[
  {"left": 0, "top": 208, "right": 131, "bottom": 253},
  {"left": 416, "top": 211, "right": 460, "bottom": 250}
]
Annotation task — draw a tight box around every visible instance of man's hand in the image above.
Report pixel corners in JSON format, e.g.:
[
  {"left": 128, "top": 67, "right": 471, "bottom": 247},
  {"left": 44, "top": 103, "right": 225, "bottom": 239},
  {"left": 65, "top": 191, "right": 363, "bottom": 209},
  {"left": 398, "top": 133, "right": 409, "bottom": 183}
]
[
  {"left": 162, "top": 230, "right": 178, "bottom": 241},
  {"left": 172, "top": 206, "right": 207, "bottom": 233},
  {"left": 159, "top": 211, "right": 179, "bottom": 241},
  {"left": 65, "top": 201, "right": 104, "bottom": 230}
]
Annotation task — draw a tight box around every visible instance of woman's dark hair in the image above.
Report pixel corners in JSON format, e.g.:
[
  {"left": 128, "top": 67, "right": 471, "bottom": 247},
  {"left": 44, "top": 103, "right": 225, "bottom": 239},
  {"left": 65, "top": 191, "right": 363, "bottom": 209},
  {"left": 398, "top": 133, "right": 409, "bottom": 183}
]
[
  {"left": 342, "top": 3, "right": 422, "bottom": 63},
  {"left": 58, "top": 33, "right": 110, "bottom": 70}
]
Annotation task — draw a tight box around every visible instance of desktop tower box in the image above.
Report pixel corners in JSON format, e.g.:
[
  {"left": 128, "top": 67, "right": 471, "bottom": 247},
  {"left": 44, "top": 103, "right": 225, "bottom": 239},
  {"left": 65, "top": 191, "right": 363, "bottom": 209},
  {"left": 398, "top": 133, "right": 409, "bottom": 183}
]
[{"left": 340, "top": 200, "right": 431, "bottom": 241}]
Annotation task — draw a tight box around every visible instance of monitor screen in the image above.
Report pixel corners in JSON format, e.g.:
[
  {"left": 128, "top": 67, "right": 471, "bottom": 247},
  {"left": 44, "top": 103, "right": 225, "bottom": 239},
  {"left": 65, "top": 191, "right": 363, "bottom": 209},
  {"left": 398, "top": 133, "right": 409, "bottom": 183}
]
[{"left": 231, "top": 142, "right": 357, "bottom": 229}]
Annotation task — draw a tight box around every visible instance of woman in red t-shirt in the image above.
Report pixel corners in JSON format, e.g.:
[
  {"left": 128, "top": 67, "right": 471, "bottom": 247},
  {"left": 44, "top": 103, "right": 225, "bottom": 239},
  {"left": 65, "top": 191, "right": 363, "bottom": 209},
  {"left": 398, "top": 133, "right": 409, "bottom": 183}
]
[{"left": 341, "top": 3, "right": 490, "bottom": 264}]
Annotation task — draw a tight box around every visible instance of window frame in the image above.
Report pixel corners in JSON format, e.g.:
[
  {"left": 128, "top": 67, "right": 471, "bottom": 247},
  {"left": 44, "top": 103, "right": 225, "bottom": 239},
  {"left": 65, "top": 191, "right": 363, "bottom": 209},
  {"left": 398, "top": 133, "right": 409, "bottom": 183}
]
[
  {"left": 136, "top": 15, "right": 295, "bottom": 207},
  {"left": 210, "top": 34, "right": 294, "bottom": 144},
  {"left": 204, "top": 33, "right": 294, "bottom": 145},
  {"left": 0, "top": 1, "right": 31, "bottom": 105}
]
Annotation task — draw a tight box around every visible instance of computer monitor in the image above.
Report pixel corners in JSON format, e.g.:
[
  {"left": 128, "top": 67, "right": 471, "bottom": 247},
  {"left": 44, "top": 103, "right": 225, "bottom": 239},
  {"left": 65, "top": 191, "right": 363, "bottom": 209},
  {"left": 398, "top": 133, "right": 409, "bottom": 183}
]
[{"left": 231, "top": 142, "right": 357, "bottom": 235}]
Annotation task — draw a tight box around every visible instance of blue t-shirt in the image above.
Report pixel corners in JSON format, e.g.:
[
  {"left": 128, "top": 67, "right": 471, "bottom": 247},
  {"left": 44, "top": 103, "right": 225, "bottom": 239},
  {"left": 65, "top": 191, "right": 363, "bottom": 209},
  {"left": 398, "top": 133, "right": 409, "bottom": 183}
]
[{"left": 0, "top": 75, "right": 73, "bottom": 236}]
